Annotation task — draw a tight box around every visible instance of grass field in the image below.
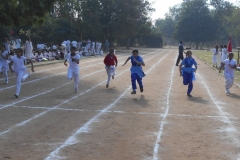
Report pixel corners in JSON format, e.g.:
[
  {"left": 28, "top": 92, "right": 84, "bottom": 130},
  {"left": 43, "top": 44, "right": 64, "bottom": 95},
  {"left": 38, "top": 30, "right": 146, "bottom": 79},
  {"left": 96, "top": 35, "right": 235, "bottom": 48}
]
[{"left": 193, "top": 50, "right": 240, "bottom": 85}]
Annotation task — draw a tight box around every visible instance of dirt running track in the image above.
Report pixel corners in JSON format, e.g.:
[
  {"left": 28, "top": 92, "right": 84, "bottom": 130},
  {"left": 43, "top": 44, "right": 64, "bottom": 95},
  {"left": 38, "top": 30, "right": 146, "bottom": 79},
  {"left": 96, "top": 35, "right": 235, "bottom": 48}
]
[{"left": 0, "top": 48, "right": 240, "bottom": 160}]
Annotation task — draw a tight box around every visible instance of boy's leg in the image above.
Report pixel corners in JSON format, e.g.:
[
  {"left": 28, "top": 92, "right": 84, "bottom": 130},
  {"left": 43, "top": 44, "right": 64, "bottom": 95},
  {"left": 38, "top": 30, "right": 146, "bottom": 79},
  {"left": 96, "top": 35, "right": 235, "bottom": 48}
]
[
  {"left": 3, "top": 65, "right": 8, "bottom": 83},
  {"left": 67, "top": 68, "right": 73, "bottom": 80},
  {"left": 73, "top": 72, "right": 79, "bottom": 91},
  {"left": 15, "top": 71, "right": 25, "bottom": 97},
  {"left": 106, "top": 68, "right": 111, "bottom": 88}
]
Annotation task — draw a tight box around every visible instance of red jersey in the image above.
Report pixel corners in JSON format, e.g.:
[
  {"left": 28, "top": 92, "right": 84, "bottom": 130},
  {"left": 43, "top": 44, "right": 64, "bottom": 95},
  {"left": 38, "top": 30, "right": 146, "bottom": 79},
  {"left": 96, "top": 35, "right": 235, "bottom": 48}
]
[{"left": 104, "top": 54, "right": 117, "bottom": 66}]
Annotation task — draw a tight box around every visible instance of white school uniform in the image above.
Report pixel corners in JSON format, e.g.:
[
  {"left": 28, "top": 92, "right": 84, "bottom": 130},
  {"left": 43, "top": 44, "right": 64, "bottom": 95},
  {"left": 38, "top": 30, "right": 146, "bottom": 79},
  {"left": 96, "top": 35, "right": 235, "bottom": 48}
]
[
  {"left": 100, "top": 49, "right": 104, "bottom": 56},
  {"left": 97, "top": 42, "right": 102, "bottom": 55},
  {"left": 24, "top": 40, "right": 33, "bottom": 59},
  {"left": 77, "top": 41, "right": 82, "bottom": 50},
  {"left": 221, "top": 48, "right": 228, "bottom": 63},
  {"left": 91, "top": 42, "right": 96, "bottom": 54},
  {"left": 4, "top": 42, "right": 10, "bottom": 53},
  {"left": 16, "top": 39, "right": 21, "bottom": 49},
  {"left": 66, "top": 54, "right": 80, "bottom": 89},
  {"left": 11, "top": 55, "right": 30, "bottom": 96},
  {"left": 105, "top": 65, "right": 116, "bottom": 85},
  {"left": 223, "top": 58, "right": 237, "bottom": 90},
  {"left": 0, "top": 50, "right": 9, "bottom": 82},
  {"left": 211, "top": 48, "right": 218, "bottom": 65},
  {"left": 72, "top": 41, "right": 77, "bottom": 48}
]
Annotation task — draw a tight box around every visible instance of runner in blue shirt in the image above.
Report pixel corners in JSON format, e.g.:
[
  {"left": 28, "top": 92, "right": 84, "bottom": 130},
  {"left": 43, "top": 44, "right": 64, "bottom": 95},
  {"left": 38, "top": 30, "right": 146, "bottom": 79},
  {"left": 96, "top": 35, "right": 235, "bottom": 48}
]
[{"left": 179, "top": 50, "right": 198, "bottom": 97}]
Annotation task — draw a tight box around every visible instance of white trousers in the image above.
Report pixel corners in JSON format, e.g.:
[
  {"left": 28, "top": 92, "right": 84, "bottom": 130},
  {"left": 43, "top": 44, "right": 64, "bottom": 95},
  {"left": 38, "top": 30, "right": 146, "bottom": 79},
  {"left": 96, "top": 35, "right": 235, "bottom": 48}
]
[
  {"left": 224, "top": 74, "right": 234, "bottom": 89},
  {"left": 92, "top": 47, "right": 95, "bottom": 54},
  {"left": 67, "top": 68, "right": 79, "bottom": 89},
  {"left": 15, "top": 70, "right": 28, "bottom": 95},
  {"left": 105, "top": 66, "right": 116, "bottom": 84},
  {"left": 0, "top": 61, "right": 8, "bottom": 81}
]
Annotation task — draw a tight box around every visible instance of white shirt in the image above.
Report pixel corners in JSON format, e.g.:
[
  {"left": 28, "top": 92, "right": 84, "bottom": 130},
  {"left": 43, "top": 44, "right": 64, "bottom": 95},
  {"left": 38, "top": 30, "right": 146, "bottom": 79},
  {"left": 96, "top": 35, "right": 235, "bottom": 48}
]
[
  {"left": 72, "top": 41, "right": 77, "bottom": 47},
  {"left": 0, "top": 50, "right": 8, "bottom": 62},
  {"left": 11, "top": 56, "right": 26, "bottom": 72},
  {"left": 223, "top": 59, "right": 237, "bottom": 77},
  {"left": 67, "top": 54, "right": 80, "bottom": 73}
]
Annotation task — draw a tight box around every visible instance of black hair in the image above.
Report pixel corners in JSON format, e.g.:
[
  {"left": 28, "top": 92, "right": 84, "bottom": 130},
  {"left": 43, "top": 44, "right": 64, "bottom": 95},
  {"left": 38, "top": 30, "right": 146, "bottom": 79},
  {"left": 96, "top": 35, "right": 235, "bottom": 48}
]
[
  {"left": 224, "top": 45, "right": 227, "bottom": 48},
  {"left": 15, "top": 48, "right": 23, "bottom": 53},
  {"left": 109, "top": 48, "right": 114, "bottom": 52},
  {"left": 70, "top": 46, "right": 76, "bottom": 50},
  {"left": 132, "top": 49, "right": 138, "bottom": 53}
]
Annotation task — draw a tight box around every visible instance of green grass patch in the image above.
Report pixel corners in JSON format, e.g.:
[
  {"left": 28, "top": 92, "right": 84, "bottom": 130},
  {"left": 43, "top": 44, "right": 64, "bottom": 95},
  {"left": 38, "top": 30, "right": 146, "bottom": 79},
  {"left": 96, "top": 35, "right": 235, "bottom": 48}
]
[{"left": 193, "top": 50, "right": 240, "bottom": 85}]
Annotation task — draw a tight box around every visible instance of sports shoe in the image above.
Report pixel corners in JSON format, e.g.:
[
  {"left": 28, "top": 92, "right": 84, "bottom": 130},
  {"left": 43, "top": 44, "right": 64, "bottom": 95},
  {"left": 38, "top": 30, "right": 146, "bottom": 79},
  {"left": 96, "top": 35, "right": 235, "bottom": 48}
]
[
  {"left": 112, "top": 75, "right": 114, "bottom": 79},
  {"left": 14, "top": 94, "right": 19, "bottom": 98},
  {"left": 5, "top": 80, "right": 8, "bottom": 84},
  {"left": 106, "top": 84, "right": 109, "bottom": 88},
  {"left": 225, "top": 90, "right": 230, "bottom": 95},
  {"left": 140, "top": 87, "right": 143, "bottom": 92},
  {"left": 131, "top": 90, "right": 136, "bottom": 94},
  {"left": 74, "top": 88, "right": 78, "bottom": 92},
  {"left": 187, "top": 93, "right": 192, "bottom": 97}
]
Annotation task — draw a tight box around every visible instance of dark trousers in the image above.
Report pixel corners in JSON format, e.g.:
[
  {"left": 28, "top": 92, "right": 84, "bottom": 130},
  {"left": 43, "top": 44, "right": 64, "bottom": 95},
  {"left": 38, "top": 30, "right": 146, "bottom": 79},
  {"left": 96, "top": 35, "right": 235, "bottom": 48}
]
[
  {"left": 131, "top": 73, "right": 143, "bottom": 90},
  {"left": 176, "top": 52, "right": 184, "bottom": 65},
  {"left": 183, "top": 72, "right": 193, "bottom": 94}
]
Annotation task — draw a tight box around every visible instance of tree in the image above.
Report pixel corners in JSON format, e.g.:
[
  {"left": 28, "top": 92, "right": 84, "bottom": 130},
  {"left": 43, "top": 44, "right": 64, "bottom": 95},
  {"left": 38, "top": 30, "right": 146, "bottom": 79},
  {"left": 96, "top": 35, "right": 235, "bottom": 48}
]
[
  {"left": 174, "top": 0, "right": 217, "bottom": 49},
  {"left": 0, "top": 0, "right": 65, "bottom": 27}
]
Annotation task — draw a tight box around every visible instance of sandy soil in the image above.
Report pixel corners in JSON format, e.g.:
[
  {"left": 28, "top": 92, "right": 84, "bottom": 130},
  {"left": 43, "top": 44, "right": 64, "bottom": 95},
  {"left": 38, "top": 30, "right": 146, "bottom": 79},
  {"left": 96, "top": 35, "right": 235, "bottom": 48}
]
[{"left": 0, "top": 48, "right": 239, "bottom": 160}]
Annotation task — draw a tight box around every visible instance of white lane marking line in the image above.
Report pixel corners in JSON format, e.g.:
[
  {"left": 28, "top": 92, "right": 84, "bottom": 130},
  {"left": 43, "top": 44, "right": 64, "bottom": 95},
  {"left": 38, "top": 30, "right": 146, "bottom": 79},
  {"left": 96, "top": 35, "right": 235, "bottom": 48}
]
[
  {"left": 0, "top": 56, "right": 130, "bottom": 92},
  {"left": 153, "top": 60, "right": 175, "bottom": 160},
  {"left": 0, "top": 51, "right": 157, "bottom": 109},
  {"left": 10, "top": 105, "right": 239, "bottom": 119},
  {"left": 44, "top": 53, "right": 170, "bottom": 160},
  {"left": 0, "top": 68, "right": 105, "bottom": 111},
  {"left": 197, "top": 73, "right": 235, "bottom": 128},
  {"left": 0, "top": 52, "right": 163, "bottom": 136}
]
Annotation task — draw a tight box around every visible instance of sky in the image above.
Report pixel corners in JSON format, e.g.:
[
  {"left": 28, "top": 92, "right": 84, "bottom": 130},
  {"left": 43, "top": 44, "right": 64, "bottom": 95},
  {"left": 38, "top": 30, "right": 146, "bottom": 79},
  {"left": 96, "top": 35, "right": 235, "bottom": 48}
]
[{"left": 149, "top": 0, "right": 238, "bottom": 21}]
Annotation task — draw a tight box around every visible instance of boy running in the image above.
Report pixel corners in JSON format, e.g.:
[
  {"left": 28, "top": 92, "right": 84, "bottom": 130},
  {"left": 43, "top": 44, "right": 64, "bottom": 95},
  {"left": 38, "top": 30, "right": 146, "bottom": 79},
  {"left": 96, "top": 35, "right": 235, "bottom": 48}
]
[
  {"left": 9, "top": 49, "right": 34, "bottom": 98},
  {"left": 64, "top": 47, "right": 80, "bottom": 92},
  {"left": 104, "top": 48, "right": 118, "bottom": 88}
]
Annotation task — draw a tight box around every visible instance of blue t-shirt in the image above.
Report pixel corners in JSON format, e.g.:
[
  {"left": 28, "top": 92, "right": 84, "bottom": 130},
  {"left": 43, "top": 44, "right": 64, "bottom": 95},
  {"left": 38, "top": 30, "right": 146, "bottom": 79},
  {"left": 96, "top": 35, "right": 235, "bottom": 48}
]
[
  {"left": 181, "top": 57, "right": 197, "bottom": 73},
  {"left": 130, "top": 55, "right": 145, "bottom": 78}
]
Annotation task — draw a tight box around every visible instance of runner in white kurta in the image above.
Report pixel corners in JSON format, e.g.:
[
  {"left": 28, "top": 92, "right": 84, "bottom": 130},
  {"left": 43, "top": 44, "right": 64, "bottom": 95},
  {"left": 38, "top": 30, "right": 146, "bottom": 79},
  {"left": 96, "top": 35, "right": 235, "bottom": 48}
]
[
  {"left": 9, "top": 49, "right": 34, "bottom": 98},
  {"left": 0, "top": 45, "right": 9, "bottom": 83},
  {"left": 219, "top": 52, "right": 237, "bottom": 95},
  {"left": 64, "top": 47, "right": 80, "bottom": 92}
]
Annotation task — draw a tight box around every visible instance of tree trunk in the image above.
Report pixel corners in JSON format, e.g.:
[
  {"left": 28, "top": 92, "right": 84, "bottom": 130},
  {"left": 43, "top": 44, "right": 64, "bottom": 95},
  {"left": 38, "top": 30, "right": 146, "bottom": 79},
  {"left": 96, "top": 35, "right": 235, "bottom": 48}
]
[
  {"left": 195, "top": 42, "right": 199, "bottom": 49},
  {"left": 200, "top": 42, "right": 204, "bottom": 49},
  {"left": 126, "top": 37, "right": 130, "bottom": 49}
]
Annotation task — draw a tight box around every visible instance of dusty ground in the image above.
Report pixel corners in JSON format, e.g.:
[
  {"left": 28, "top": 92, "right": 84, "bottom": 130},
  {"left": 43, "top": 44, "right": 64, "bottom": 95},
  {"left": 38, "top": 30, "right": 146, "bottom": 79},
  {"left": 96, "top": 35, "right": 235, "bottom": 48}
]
[{"left": 0, "top": 48, "right": 240, "bottom": 160}]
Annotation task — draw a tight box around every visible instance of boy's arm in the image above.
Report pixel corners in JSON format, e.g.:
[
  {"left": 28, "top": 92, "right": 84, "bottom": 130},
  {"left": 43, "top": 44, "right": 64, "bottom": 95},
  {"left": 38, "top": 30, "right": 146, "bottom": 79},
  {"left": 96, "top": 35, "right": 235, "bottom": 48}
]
[
  {"left": 115, "top": 56, "right": 118, "bottom": 67},
  {"left": 26, "top": 58, "right": 34, "bottom": 72},
  {"left": 64, "top": 59, "right": 68, "bottom": 66},
  {"left": 219, "top": 63, "right": 225, "bottom": 73},
  {"left": 122, "top": 57, "right": 130, "bottom": 66}
]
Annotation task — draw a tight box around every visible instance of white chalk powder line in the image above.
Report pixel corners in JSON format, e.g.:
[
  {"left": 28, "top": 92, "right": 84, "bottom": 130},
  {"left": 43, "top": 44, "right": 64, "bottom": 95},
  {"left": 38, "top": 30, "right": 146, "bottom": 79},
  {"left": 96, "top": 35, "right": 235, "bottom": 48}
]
[
  {"left": 10, "top": 105, "right": 239, "bottom": 119},
  {"left": 152, "top": 59, "right": 175, "bottom": 160},
  {"left": 0, "top": 51, "right": 163, "bottom": 137},
  {"left": 44, "top": 53, "right": 170, "bottom": 160}
]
